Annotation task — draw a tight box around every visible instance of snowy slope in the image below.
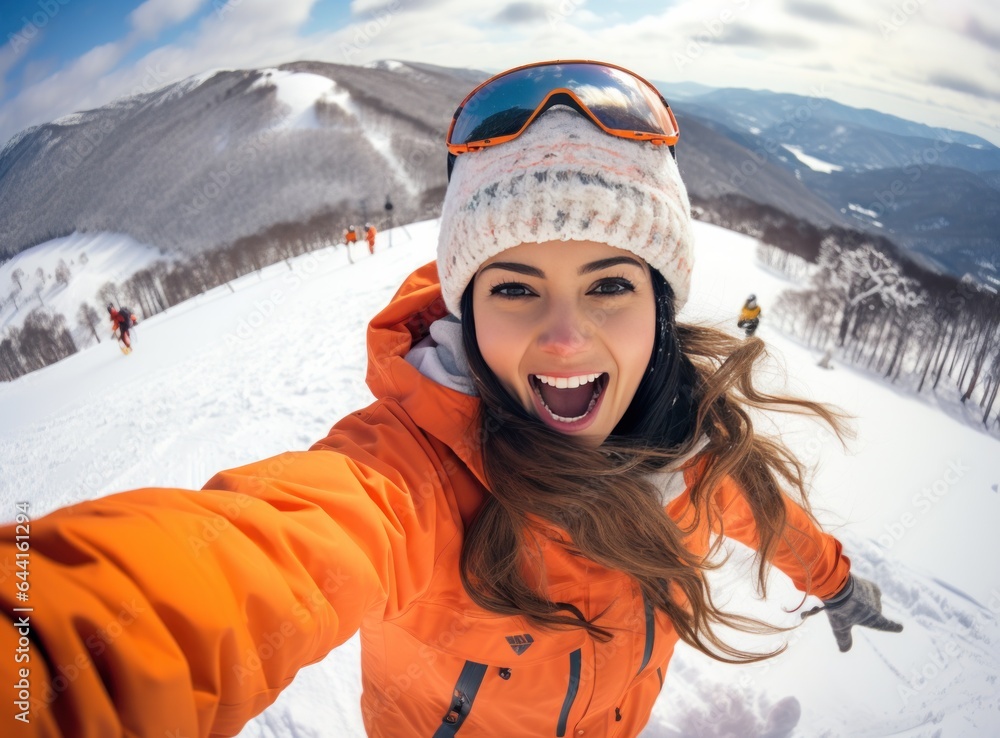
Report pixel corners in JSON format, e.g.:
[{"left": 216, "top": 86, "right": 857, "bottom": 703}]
[
  {"left": 1, "top": 221, "right": 998, "bottom": 737},
  {"left": 0, "top": 231, "right": 168, "bottom": 338}
]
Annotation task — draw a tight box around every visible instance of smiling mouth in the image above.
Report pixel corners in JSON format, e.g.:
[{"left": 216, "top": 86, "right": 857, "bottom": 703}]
[{"left": 530, "top": 372, "right": 609, "bottom": 425}]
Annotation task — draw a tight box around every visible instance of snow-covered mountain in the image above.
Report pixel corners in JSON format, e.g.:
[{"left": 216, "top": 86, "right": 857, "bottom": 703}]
[
  {"left": 662, "top": 87, "right": 1000, "bottom": 282},
  {"left": 2, "top": 59, "right": 997, "bottom": 296},
  {"left": 1, "top": 220, "right": 997, "bottom": 737},
  {"left": 0, "top": 60, "right": 480, "bottom": 261},
  {"left": 665, "top": 87, "right": 1000, "bottom": 171}
]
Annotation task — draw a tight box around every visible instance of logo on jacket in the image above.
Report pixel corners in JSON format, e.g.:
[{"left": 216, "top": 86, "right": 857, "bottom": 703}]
[{"left": 505, "top": 634, "right": 534, "bottom": 655}]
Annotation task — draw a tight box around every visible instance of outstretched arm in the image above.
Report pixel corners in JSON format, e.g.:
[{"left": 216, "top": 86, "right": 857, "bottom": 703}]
[
  {"left": 702, "top": 471, "right": 851, "bottom": 599},
  {"left": 702, "top": 471, "right": 902, "bottom": 649},
  {"left": 0, "top": 445, "right": 437, "bottom": 737}
]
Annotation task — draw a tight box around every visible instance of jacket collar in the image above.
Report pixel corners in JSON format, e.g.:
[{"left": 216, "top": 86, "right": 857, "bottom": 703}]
[{"left": 366, "top": 261, "right": 489, "bottom": 487}]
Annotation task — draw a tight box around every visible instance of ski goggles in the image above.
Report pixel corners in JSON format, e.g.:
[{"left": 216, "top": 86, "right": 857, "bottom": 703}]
[{"left": 446, "top": 60, "right": 679, "bottom": 163}]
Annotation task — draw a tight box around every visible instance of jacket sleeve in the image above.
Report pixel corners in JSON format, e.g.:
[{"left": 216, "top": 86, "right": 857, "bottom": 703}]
[
  {"left": 685, "top": 465, "right": 851, "bottom": 600},
  {"left": 0, "top": 433, "right": 443, "bottom": 737}
]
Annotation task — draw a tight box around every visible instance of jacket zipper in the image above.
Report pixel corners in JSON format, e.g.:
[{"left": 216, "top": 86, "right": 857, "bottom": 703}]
[
  {"left": 637, "top": 590, "right": 655, "bottom": 675},
  {"left": 556, "top": 649, "right": 582, "bottom": 737},
  {"left": 614, "top": 592, "right": 658, "bottom": 725},
  {"left": 433, "top": 660, "right": 489, "bottom": 737}
]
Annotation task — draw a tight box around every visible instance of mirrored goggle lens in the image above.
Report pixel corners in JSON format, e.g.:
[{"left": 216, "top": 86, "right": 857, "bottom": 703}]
[{"left": 450, "top": 63, "right": 675, "bottom": 146}]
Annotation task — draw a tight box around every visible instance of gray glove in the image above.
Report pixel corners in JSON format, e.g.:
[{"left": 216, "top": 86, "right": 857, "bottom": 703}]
[{"left": 801, "top": 574, "right": 903, "bottom": 652}]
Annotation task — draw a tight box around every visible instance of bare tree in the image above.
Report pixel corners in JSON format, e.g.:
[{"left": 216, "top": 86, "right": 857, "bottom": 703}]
[
  {"left": 55, "top": 259, "right": 72, "bottom": 287},
  {"left": 17, "top": 309, "right": 77, "bottom": 372},
  {"left": 775, "top": 232, "right": 1000, "bottom": 434},
  {"left": 77, "top": 303, "right": 102, "bottom": 344},
  {"left": 123, "top": 265, "right": 168, "bottom": 318},
  {"left": 9, "top": 269, "right": 23, "bottom": 311},
  {"left": 0, "top": 334, "right": 25, "bottom": 382},
  {"left": 97, "top": 281, "right": 121, "bottom": 310}
]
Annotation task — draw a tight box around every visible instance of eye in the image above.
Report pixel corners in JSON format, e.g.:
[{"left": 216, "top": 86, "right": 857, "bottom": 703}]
[
  {"left": 589, "top": 277, "right": 636, "bottom": 296},
  {"left": 489, "top": 281, "right": 537, "bottom": 299}
]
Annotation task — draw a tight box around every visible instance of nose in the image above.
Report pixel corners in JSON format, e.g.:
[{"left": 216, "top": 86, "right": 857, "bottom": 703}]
[{"left": 536, "top": 301, "right": 592, "bottom": 357}]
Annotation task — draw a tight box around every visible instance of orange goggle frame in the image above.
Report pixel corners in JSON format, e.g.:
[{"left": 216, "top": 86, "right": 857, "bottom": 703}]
[{"left": 446, "top": 60, "right": 679, "bottom": 158}]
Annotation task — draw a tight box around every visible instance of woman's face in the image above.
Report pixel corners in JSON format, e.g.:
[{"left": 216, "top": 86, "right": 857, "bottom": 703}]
[{"left": 472, "top": 240, "right": 657, "bottom": 445}]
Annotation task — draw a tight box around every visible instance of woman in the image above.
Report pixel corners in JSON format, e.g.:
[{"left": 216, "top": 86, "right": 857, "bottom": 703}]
[{"left": 0, "top": 61, "right": 901, "bottom": 737}]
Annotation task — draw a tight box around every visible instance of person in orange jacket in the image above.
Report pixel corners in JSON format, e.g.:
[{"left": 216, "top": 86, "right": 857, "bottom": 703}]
[
  {"left": 343, "top": 224, "right": 358, "bottom": 264},
  {"left": 365, "top": 222, "right": 377, "bottom": 254},
  {"left": 107, "top": 302, "right": 138, "bottom": 353},
  {"left": 0, "top": 61, "right": 902, "bottom": 738}
]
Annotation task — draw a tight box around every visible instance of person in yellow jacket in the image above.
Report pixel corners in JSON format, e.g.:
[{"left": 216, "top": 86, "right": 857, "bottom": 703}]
[
  {"left": 0, "top": 61, "right": 902, "bottom": 738},
  {"left": 738, "top": 294, "right": 762, "bottom": 337}
]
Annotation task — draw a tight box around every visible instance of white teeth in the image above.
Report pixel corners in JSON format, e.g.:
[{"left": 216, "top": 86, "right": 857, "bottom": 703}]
[{"left": 533, "top": 373, "right": 601, "bottom": 388}]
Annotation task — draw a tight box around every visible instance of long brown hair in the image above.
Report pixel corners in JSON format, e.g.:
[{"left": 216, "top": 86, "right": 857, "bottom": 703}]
[{"left": 458, "top": 270, "right": 848, "bottom": 663}]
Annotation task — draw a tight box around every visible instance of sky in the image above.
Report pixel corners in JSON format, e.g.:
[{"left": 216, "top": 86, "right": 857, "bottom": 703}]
[{"left": 1, "top": 0, "right": 999, "bottom": 150}]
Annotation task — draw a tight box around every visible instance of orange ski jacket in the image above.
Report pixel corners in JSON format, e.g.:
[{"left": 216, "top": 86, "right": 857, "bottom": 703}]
[
  {"left": 108, "top": 307, "right": 135, "bottom": 329},
  {"left": 0, "top": 262, "right": 850, "bottom": 738},
  {"left": 739, "top": 305, "right": 761, "bottom": 322}
]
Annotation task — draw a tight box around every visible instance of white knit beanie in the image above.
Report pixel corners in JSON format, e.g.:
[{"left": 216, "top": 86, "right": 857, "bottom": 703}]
[{"left": 437, "top": 107, "right": 694, "bottom": 317}]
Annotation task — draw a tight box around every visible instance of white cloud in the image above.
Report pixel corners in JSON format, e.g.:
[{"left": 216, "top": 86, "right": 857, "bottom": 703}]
[
  {"left": 0, "top": 20, "right": 40, "bottom": 100},
  {"left": 1, "top": 40, "right": 128, "bottom": 137},
  {"left": 129, "top": 0, "right": 209, "bottom": 39},
  {"left": 2, "top": 0, "right": 999, "bottom": 149}
]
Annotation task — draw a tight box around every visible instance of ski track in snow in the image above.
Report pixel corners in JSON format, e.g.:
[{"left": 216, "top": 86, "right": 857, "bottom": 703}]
[
  {"left": 251, "top": 69, "right": 423, "bottom": 196},
  {"left": 1, "top": 220, "right": 998, "bottom": 737}
]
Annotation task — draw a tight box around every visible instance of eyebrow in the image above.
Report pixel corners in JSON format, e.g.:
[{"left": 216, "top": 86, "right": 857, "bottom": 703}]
[
  {"left": 579, "top": 256, "right": 646, "bottom": 275},
  {"left": 480, "top": 256, "right": 645, "bottom": 278}
]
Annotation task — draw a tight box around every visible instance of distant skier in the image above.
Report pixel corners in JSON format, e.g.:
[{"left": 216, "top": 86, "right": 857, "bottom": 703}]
[
  {"left": 108, "top": 303, "right": 138, "bottom": 354},
  {"left": 738, "top": 294, "right": 761, "bottom": 337},
  {"left": 343, "top": 225, "right": 358, "bottom": 264},
  {"left": 365, "top": 223, "right": 377, "bottom": 255}
]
